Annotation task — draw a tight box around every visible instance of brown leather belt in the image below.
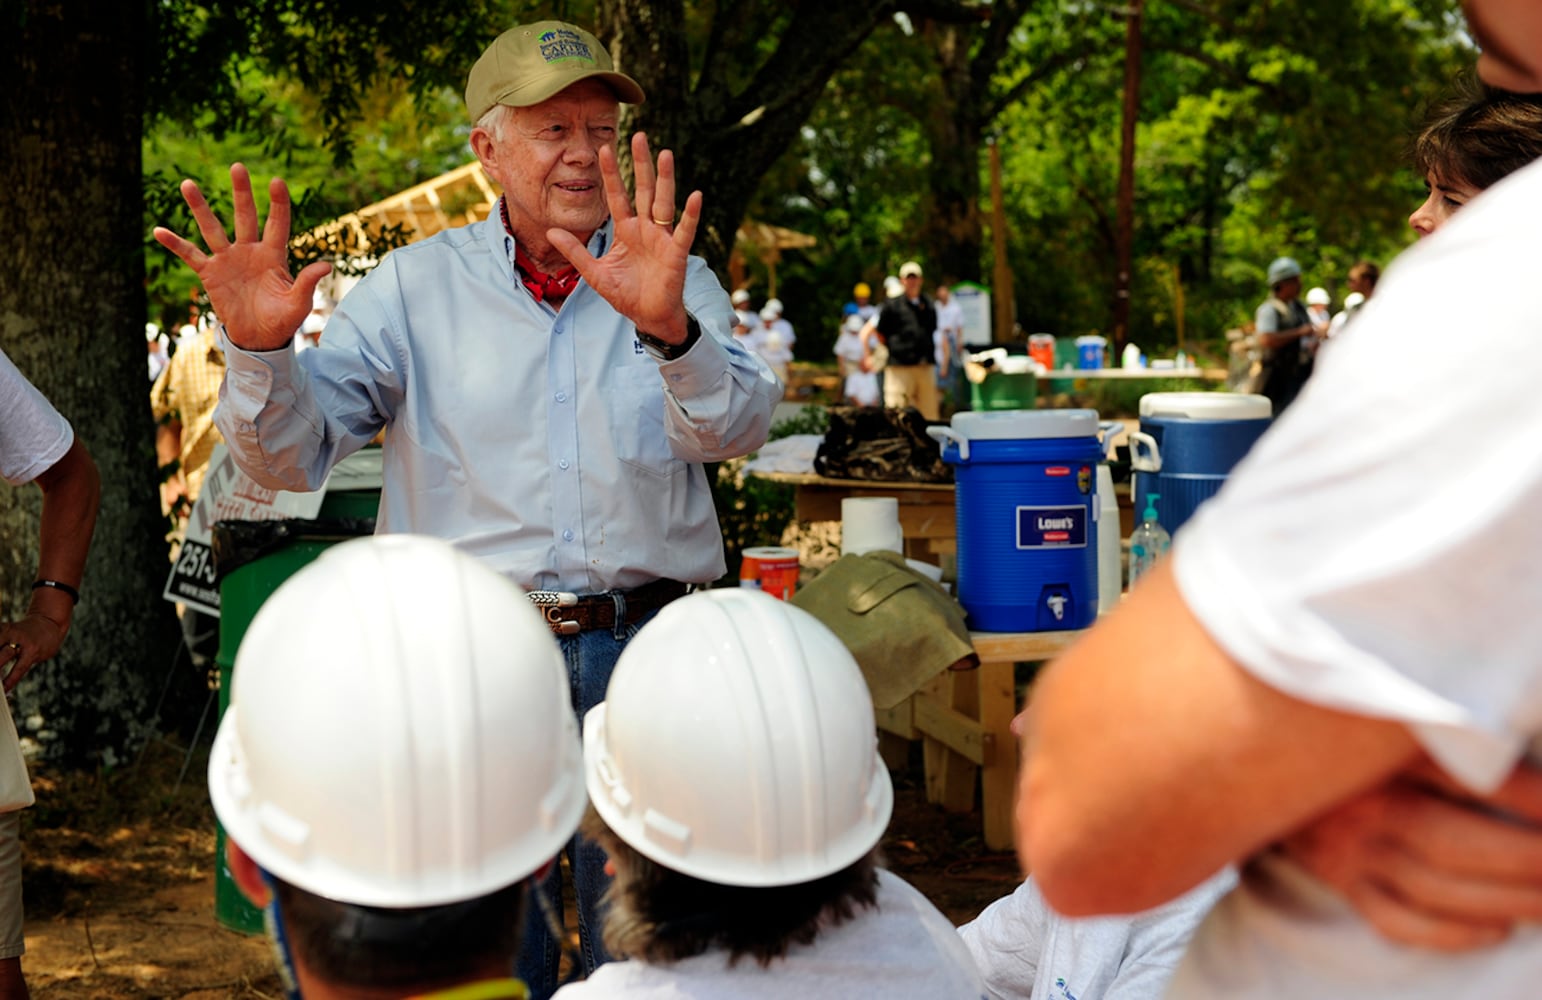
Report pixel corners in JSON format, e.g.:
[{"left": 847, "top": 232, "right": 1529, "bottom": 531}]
[{"left": 527, "top": 579, "right": 693, "bottom": 636}]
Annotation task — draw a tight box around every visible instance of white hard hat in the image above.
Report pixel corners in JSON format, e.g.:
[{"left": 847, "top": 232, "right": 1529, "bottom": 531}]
[
  {"left": 584, "top": 589, "right": 893, "bottom": 887},
  {"left": 764, "top": 297, "right": 784, "bottom": 316},
  {"left": 208, "top": 534, "right": 585, "bottom": 909},
  {"left": 1306, "top": 286, "right": 1330, "bottom": 306},
  {"left": 883, "top": 276, "right": 903, "bottom": 299},
  {"left": 730, "top": 288, "right": 751, "bottom": 306},
  {"left": 1344, "top": 291, "right": 1366, "bottom": 309}
]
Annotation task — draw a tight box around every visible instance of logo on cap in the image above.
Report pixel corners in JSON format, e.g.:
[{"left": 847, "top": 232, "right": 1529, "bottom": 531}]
[{"left": 539, "top": 28, "right": 596, "bottom": 65}]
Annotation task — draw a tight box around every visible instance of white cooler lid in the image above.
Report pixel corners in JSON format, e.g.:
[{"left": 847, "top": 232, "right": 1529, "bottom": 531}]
[
  {"left": 1139, "top": 392, "right": 1270, "bottom": 420},
  {"left": 949, "top": 408, "right": 1099, "bottom": 440}
]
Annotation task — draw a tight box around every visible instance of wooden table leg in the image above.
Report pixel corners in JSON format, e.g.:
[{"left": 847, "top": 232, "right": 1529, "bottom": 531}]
[{"left": 977, "top": 658, "right": 1019, "bottom": 852}]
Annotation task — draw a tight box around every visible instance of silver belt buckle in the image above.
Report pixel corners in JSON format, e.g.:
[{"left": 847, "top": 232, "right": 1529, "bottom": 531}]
[{"left": 528, "top": 590, "right": 581, "bottom": 635}]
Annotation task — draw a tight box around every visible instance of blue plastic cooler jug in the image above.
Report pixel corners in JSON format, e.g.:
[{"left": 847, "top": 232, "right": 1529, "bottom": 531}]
[
  {"left": 1129, "top": 392, "right": 1272, "bottom": 536},
  {"left": 928, "top": 410, "right": 1103, "bottom": 632}
]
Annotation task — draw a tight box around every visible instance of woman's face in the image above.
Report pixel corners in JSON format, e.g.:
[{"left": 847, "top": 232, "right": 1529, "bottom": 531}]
[{"left": 1409, "top": 173, "right": 1482, "bottom": 237}]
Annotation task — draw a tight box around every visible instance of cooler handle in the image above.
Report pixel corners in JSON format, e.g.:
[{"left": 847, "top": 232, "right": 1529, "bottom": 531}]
[
  {"left": 1129, "top": 430, "right": 1163, "bottom": 473},
  {"left": 926, "top": 425, "right": 969, "bottom": 461},
  {"left": 1097, "top": 420, "right": 1124, "bottom": 459}
]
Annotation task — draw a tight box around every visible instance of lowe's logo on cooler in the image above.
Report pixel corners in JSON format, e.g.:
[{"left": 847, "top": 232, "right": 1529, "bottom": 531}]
[
  {"left": 539, "top": 29, "right": 595, "bottom": 64},
  {"left": 1016, "top": 505, "right": 1088, "bottom": 549}
]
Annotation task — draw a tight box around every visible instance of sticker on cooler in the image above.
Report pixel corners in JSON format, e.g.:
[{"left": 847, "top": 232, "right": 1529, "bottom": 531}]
[{"left": 1016, "top": 505, "right": 1089, "bottom": 549}]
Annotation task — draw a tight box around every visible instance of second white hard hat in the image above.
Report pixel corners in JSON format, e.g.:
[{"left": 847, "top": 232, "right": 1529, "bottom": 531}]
[
  {"left": 208, "top": 534, "right": 586, "bottom": 909},
  {"left": 584, "top": 589, "right": 893, "bottom": 887}
]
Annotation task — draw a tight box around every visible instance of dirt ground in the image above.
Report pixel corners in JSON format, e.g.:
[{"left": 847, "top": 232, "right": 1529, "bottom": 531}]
[{"left": 16, "top": 737, "right": 1021, "bottom": 999}]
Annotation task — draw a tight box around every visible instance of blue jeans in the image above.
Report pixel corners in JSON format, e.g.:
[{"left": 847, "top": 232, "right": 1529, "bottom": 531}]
[{"left": 516, "top": 610, "right": 655, "bottom": 1000}]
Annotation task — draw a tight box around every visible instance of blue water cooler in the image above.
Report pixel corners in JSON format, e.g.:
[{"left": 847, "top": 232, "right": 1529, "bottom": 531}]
[
  {"left": 1129, "top": 392, "right": 1272, "bottom": 536},
  {"left": 928, "top": 410, "right": 1104, "bottom": 632}
]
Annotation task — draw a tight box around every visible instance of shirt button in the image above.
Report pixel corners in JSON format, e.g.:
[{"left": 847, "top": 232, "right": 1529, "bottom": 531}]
[
  {"left": 562, "top": 529, "right": 575, "bottom": 542},
  {"left": 555, "top": 391, "right": 567, "bottom": 403},
  {"left": 558, "top": 459, "right": 570, "bottom": 470}
]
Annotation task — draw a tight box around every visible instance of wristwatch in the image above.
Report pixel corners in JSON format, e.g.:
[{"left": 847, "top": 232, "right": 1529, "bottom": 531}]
[{"left": 637, "top": 314, "right": 701, "bottom": 361}]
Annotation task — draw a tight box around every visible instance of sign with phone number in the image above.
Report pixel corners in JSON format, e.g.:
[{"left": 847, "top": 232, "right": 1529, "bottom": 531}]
[{"left": 162, "top": 443, "right": 325, "bottom": 617}]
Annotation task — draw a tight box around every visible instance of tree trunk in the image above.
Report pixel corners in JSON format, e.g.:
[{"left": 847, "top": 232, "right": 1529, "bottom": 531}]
[
  {"left": 601, "top": 0, "right": 899, "bottom": 277},
  {"left": 919, "top": 20, "right": 984, "bottom": 286},
  {"left": 0, "top": 2, "right": 183, "bottom": 766}
]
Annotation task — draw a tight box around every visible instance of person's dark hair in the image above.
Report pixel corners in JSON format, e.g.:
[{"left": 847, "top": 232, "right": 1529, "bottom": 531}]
[
  {"left": 585, "top": 809, "right": 880, "bottom": 968},
  {"left": 1348, "top": 260, "right": 1379, "bottom": 292},
  {"left": 1412, "top": 76, "right": 1542, "bottom": 192},
  {"left": 272, "top": 878, "right": 526, "bottom": 990}
]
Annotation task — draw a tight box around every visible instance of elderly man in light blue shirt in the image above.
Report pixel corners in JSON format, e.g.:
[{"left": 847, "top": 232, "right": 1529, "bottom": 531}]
[{"left": 154, "top": 19, "right": 780, "bottom": 999}]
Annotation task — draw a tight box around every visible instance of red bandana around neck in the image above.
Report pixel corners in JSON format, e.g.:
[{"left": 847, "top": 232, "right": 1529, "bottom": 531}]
[{"left": 502, "top": 198, "right": 580, "bottom": 303}]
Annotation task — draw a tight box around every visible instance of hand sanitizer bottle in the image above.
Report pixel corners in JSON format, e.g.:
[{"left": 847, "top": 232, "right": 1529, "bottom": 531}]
[{"left": 1128, "top": 494, "right": 1172, "bottom": 589}]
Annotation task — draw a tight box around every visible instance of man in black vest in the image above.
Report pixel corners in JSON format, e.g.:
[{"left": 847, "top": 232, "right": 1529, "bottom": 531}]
[{"left": 862, "top": 261, "right": 940, "bottom": 419}]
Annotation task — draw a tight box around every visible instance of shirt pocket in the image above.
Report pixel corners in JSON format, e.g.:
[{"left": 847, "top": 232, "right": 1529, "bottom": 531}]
[{"left": 605, "top": 365, "right": 678, "bottom": 479}]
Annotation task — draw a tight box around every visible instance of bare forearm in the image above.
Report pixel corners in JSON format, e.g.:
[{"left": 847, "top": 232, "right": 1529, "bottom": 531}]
[
  {"left": 27, "top": 438, "right": 99, "bottom": 639},
  {"left": 1019, "top": 560, "right": 1420, "bottom": 916}
]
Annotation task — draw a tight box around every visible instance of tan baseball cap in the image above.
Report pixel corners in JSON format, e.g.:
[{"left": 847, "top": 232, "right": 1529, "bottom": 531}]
[{"left": 466, "top": 21, "right": 646, "bottom": 121}]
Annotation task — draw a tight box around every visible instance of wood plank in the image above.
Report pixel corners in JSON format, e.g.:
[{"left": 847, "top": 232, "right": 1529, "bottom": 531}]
[
  {"left": 978, "top": 659, "right": 1020, "bottom": 851},
  {"left": 968, "top": 629, "right": 1083, "bottom": 664},
  {"left": 921, "top": 672, "right": 979, "bottom": 814},
  {"left": 913, "top": 696, "right": 985, "bottom": 765},
  {"left": 875, "top": 698, "right": 917, "bottom": 740}
]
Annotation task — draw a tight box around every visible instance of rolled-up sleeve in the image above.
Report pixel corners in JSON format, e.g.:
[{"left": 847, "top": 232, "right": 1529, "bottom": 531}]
[{"left": 654, "top": 259, "right": 782, "bottom": 462}]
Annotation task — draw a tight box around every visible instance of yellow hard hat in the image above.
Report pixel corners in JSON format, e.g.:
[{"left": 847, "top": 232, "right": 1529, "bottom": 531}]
[{"left": 853, "top": 282, "right": 871, "bottom": 299}]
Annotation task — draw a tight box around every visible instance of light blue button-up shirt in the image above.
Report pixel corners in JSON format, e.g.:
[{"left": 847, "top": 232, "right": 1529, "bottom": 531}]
[{"left": 214, "top": 212, "right": 782, "bottom": 593}]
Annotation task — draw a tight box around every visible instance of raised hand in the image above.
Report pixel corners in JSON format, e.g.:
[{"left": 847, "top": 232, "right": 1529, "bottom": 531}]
[
  {"left": 152, "top": 163, "right": 332, "bottom": 352},
  {"left": 548, "top": 132, "right": 701, "bottom": 345}
]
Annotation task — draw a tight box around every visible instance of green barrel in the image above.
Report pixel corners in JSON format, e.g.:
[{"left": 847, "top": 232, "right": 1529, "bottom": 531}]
[
  {"left": 211, "top": 487, "right": 380, "bottom": 934},
  {"left": 970, "top": 370, "right": 1038, "bottom": 411},
  {"left": 1047, "top": 337, "right": 1082, "bottom": 395}
]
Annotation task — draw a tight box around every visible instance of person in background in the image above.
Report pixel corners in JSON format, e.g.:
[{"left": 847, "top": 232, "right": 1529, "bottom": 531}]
[
  {"left": 756, "top": 305, "right": 793, "bottom": 384},
  {"left": 0, "top": 348, "right": 100, "bottom": 1000},
  {"left": 154, "top": 18, "right": 780, "bottom": 997},
  {"left": 1249, "top": 256, "right": 1313, "bottom": 414},
  {"left": 833, "top": 304, "right": 879, "bottom": 407},
  {"left": 1327, "top": 260, "right": 1380, "bottom": 339},
  {"left": 731, "top": 287, "right": 757, "bottom": 331},
  {"left": 149, "top": 310, "right": 226, "bottom": 676},
  {"left": 1304, "top": 286, "right": 1332, "bottom": 334},
  {"left": 850, "top": 281, "right": 877, "bottom": 324},
  {"left": 555, "top": 590, "right": 986, "bottom": 999},
  {"left": 1015, "top": 4, "right": 1542, "bottom": 997},
  {"left": 761, "top": 297, "right": 796, "bottom": 352},
  {"left": 211, "top": 535, "right": 585, "bottom": 1000},
  {"left": 861, "top": 261, "right": 939, "bottom": 420},
  {"left": 145, "top": 323, "right": 170, "bottom": 382},
  {"left": 1408, "top": 77, "right": 1542, "bottom": 238},
  {"left": 933, "top": 283, "right": 967, "bottom": 412}
]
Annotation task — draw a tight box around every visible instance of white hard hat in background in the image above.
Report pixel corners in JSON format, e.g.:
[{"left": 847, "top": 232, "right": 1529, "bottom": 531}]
[
  {"left": 1306, "top": 286, "right": 1331, "bottom": 306},
  {"left": 208, "top": 534, "right": 585, "bottom": 909},
  {"left": 584, "top": 589, "right": 893, "bottom": 887},
  {"left": 883, "top": 276, "right": 903, "bottom": 299},
  {"left": 1344, "top": 291, "right": 1366, "bottom": 309},
  {"left": 764, "top": 297, "right": 784, "bottom": 316}
]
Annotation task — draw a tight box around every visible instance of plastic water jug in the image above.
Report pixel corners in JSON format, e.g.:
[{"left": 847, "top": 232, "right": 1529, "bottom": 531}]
[
  {"left": 928, "top": 410, "right": 1102, "bottom": 632},
  {"left": 1075, "top": 335, "right": 1107, "bottom": 370},
  {"left": 1129, "top": 392, "right": 1271, "bottom": 536}
]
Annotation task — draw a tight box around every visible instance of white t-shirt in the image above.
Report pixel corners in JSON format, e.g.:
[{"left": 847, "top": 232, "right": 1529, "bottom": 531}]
[
  {"left": 552, "top": 870, "right": 987, "bottom": 999},
  {"left": 1166, "top": 157, "right": 1542, "bottom": 998},
  {"left": 0, "top": 348, "right": 72, "bottom": 486},
  {"left": 959, "top": 872, "right": 1233, "bottom": 1000}
]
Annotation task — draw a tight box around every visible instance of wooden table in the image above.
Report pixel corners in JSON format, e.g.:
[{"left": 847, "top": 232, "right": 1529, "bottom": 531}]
[
  {"left": 751, "top": 470, "right": 958, "bottom": 563},
  {"left": 876, "top": 629, "right": 1084, "bottom": 852}
]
